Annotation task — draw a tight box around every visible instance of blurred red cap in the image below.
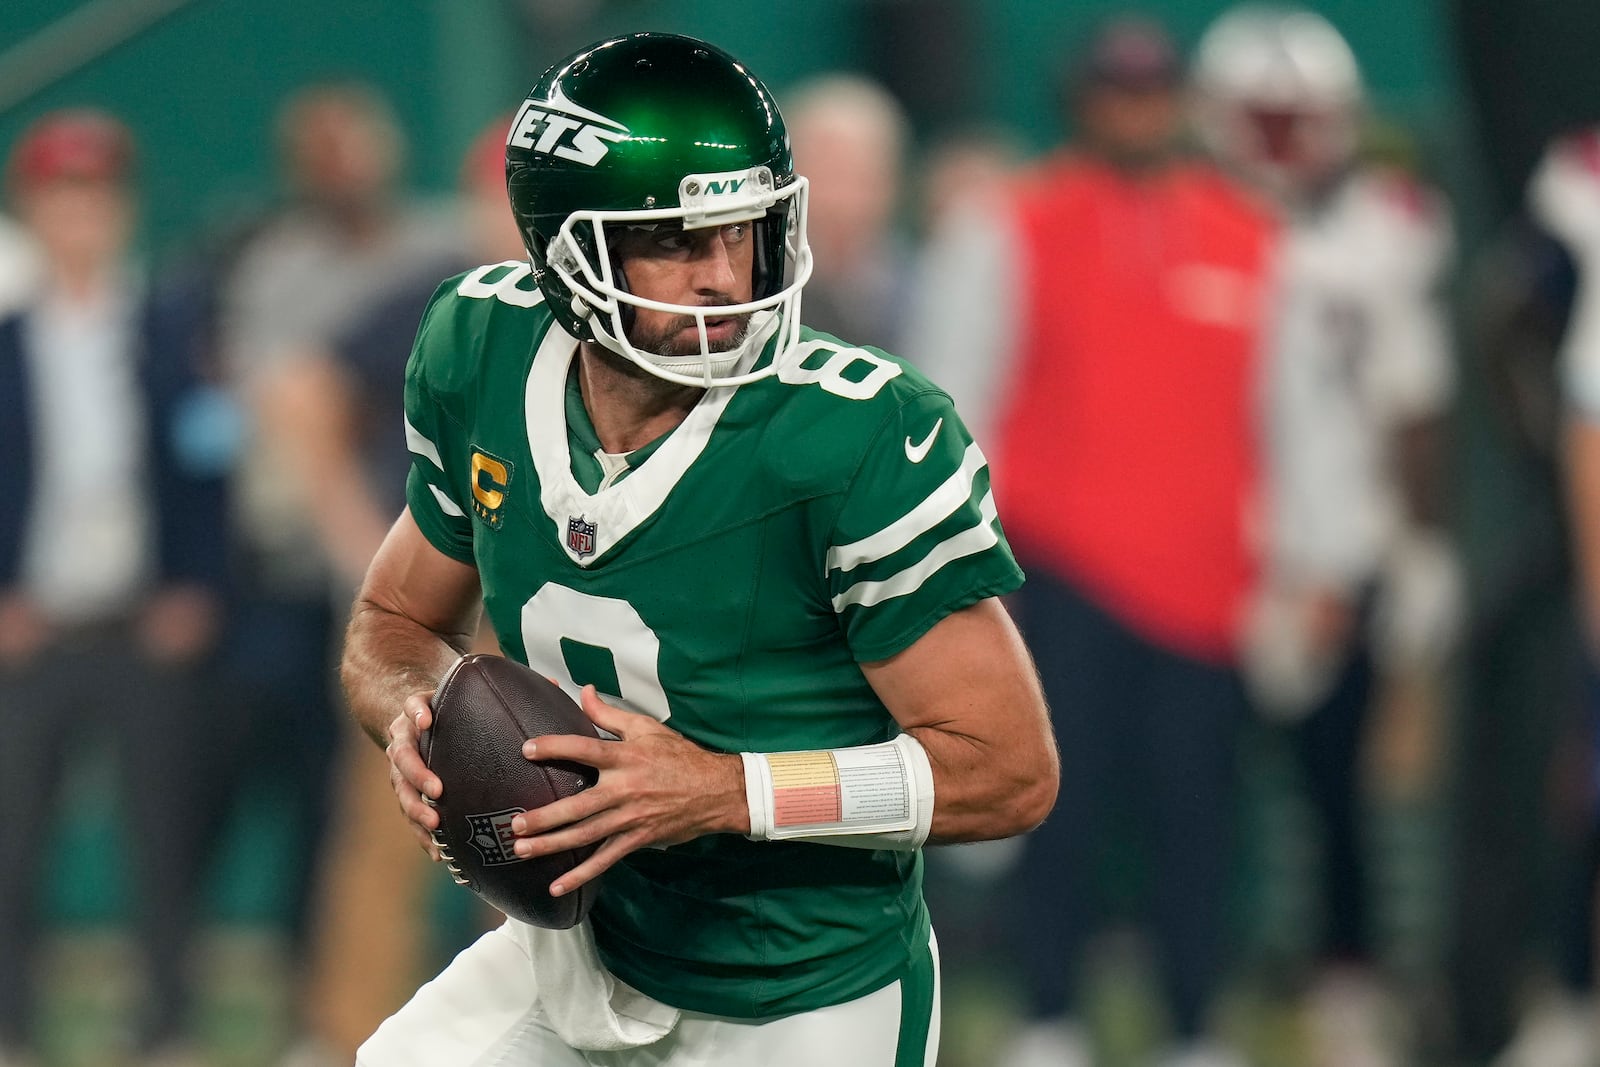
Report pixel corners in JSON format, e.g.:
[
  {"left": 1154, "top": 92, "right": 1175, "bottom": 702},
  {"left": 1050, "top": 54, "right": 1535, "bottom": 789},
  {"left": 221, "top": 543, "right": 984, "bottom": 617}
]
[{"left": 7, "top": 109, "right": 135, "bottom": 193}]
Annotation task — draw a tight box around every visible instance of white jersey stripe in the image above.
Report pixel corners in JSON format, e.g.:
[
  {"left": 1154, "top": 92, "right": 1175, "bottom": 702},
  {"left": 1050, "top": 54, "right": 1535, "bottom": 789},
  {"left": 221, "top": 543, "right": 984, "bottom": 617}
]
[
  {"left": 428, "top": 483, "right": 465, "bottom": 518},
  {"left": 832, "top": 491, "right": 1000, "bottom": 611},
  {"left": 825, "top": 443, "right": 988, "bottom": 575},
  {"left": 406, "top": 414, "right": 445, "bottom": 470}
]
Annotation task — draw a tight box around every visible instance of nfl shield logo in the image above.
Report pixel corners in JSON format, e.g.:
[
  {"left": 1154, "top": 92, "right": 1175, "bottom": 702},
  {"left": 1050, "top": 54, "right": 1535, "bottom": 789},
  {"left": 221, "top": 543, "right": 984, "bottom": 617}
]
[
  {"left": 465, "top": 807, "right": 526, "bottom": 866},
  {"left": 567, "top": 516, "right": 597, "bottom": 558}
]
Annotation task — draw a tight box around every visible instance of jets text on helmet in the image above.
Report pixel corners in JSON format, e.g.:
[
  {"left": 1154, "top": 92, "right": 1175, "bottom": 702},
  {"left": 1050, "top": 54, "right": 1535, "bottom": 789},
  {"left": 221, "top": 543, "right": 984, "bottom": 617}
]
[{"left": 507, "top": 92, "right": 629, "bottom": 167}]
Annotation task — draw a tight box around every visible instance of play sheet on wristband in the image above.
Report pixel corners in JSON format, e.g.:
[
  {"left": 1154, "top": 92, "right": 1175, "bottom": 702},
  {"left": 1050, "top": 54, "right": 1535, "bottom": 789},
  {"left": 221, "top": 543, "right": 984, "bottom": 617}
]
[{"left": 768, "top": 745, "right": 912, "bottom": 830}]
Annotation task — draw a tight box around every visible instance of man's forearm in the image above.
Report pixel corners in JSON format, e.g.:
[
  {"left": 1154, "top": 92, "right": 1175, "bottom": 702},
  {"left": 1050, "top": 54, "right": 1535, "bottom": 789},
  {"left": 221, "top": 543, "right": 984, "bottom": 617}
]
[{"left": 341, "top": 596, "right": 474, "bottom": 746}]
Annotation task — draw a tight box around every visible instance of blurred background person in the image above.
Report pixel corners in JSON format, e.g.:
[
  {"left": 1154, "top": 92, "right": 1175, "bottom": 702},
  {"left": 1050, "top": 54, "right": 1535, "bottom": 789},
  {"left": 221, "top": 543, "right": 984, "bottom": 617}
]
[
  {"left": 248, "top": 102, "right": 490, "bottom": 596},
  {"left": 1194, "top": 7, "right": 1462, "bottom": 1066},
  {"left": 783, "top": 72, "right": 914, "bottom": 352},
  {"left": 7, "top": 1, "right": 1600, "bottom": 1063},
  {"left": 1537, "top": 126, "right": 1600, "bottom": 1067},
  {"left": 1454, "top": 125, "right": 1600, "bottom": 1067},
  {"left": 0, "top": 109, "right": 226, "bottom": 1067},
  {"left": 902, "top": 118, "right": 1031, "bottom": 1038},
  {"left": 197, "top": 80, "right": 460, "bottom": 1064},
  {"left": 915, "top": 125, "right": 1028, "bottom": 241},
  {"left": 260, "top": 116, "right": 522, "bottom": 1067},
  {"left": 907, "top": 16, "right": 1277, "bottom": 1067}
]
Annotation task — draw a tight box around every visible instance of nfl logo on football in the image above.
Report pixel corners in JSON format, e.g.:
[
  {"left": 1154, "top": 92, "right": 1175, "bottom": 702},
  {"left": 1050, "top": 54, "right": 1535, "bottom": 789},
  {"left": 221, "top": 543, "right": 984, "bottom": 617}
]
[
  {"left": 466, "top": 807, "right": 526, "bottom": 866},
  {"left": 567, "top": 515, "right": 597, "bottom": 558}
]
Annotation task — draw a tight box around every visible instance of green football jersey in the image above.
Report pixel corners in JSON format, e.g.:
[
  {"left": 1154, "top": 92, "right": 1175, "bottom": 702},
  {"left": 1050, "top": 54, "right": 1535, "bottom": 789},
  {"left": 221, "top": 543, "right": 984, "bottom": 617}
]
[{"left": 402, "top": 261, "right": 1024, "bottom": 1018}]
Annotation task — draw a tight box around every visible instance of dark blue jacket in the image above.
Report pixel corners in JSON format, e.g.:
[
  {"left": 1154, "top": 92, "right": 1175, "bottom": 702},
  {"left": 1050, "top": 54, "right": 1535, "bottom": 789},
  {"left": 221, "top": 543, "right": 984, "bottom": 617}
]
[{"left": 0, "top": 278, "right": 229, "bottom": 594}]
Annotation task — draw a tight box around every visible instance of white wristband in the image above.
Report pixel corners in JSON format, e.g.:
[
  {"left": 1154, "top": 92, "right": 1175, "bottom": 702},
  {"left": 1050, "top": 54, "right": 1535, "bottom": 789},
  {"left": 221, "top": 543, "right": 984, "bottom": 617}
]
[{"left": 740, "top": 734, "right": 935, "bottom": 851}]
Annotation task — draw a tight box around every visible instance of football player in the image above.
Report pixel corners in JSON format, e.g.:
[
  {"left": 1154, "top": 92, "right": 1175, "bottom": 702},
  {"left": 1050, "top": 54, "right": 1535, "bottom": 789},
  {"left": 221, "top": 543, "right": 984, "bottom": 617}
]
[
  {"left": 1194, "top": 7, "right": 1460, "bottom": 1065},
  {"left": 340, "top": 32, "right": 1057, "bottom": 1066},
  {"left": 1472, "top": 125, "right": 1600, "bottom": 1067}
]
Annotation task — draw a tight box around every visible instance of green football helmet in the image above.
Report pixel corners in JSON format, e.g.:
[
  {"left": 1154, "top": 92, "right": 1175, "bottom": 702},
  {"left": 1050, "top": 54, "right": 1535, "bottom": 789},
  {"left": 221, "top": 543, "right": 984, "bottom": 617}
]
[{"left": 506, "top": 32, "right": 812, "bottom": 386}]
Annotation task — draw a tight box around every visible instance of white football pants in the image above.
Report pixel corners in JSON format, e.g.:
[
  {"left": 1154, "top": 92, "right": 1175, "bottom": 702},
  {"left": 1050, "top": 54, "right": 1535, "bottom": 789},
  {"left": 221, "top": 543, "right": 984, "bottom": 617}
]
[{"left": 356, "top": 921, "right": 941, "bottom": 1067}]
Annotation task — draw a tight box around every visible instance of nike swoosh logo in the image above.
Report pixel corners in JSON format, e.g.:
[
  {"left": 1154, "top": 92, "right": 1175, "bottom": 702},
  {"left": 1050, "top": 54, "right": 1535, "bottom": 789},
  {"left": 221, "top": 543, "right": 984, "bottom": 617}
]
[{"left": 904, "top": 418, "right": 944, "bottom": 463}]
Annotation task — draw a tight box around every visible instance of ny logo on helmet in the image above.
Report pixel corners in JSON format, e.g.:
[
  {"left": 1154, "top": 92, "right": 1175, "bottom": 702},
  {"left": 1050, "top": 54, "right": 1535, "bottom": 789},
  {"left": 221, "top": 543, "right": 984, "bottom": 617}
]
[{"left": 507, "top": 89, "right": 629, "bottom": 168}]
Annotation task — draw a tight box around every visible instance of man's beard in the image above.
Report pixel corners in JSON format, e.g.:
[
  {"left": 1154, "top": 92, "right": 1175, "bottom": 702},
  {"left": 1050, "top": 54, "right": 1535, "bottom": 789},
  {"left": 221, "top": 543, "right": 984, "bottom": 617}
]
[
  {"left": 589, "top": 309, "right": 754, "bottom": 393},
  {"left": 629, "top": 310, "right": 753, "bottom": 358}
]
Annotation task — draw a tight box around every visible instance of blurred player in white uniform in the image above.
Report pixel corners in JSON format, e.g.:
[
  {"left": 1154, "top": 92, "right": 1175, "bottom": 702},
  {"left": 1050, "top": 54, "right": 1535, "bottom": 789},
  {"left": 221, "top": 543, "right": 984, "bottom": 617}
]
[{"left": 1194, "top": 8, "right": 1460, "bottom": 1065}]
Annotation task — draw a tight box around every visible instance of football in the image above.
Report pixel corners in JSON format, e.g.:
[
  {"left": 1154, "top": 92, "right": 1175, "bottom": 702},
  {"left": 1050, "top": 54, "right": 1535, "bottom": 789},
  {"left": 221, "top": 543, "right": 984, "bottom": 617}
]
[{"left": 420, "top": 653, "right": 602, "bottom": 929}]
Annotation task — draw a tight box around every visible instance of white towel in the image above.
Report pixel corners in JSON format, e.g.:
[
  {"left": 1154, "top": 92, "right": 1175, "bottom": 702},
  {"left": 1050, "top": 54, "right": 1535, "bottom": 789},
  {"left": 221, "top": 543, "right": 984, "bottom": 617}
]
[{"left": 509, "top": 917, "right": 682, "bottom": 1051}]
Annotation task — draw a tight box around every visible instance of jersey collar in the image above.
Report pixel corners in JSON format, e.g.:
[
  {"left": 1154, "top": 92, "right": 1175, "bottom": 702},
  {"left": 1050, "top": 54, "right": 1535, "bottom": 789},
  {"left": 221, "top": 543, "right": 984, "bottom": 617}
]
[{"left": 525, "top": 322, "right": 765, "bottom": 566}]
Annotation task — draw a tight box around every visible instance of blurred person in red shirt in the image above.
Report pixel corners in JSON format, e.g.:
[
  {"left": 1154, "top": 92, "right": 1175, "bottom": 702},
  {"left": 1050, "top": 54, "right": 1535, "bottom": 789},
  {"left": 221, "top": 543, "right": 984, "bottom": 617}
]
[{"left": 907, "top": 17, "right": 1276, "bottom": 1067}]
